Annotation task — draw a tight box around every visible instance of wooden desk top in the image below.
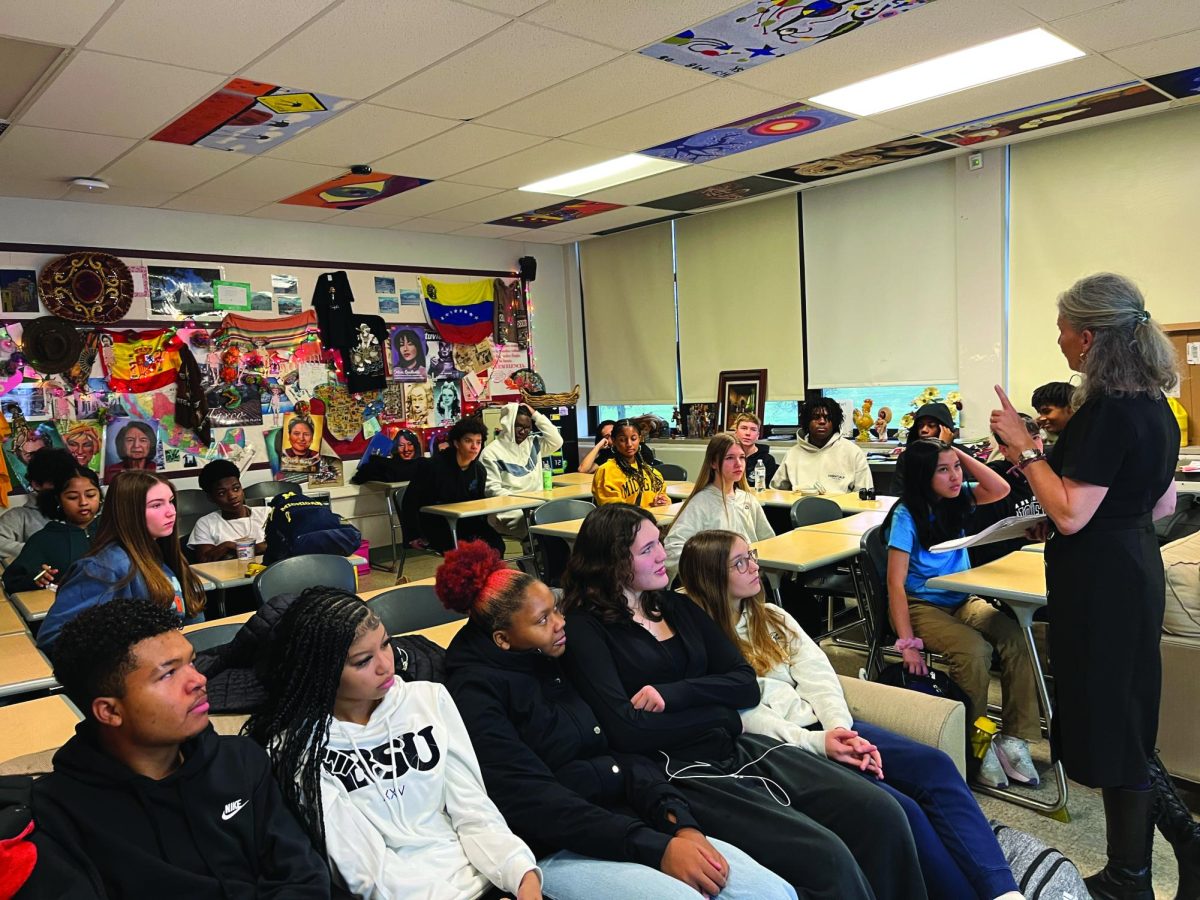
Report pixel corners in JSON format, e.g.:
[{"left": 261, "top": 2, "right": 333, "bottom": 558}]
[
  {"left": 751, "top": 530, "right": 861, "bottom": 573},
  {"left": 663, "top": 481, "right": 694, "bottom": 499},
  {"left": 0, "top": 601, "right": 25, "bottom": 635},
  {"left": 825, "top": 492, "right": 898, "bottom": 513},
  {"left": 359, "top": 577, "right": 437, "bottom": 602},
  {"left": 0, "top": 632, "right": 56, "bottom": 698},
  {"left": 650, "top": 501, "right": 682, "bottom": 523},
  {"left": 10, "top": 588, "right": 55, "bottom": 622},
  {"left": 193, "top": 554, "right": 365, "bottom": 589},
  {"left": 183, "top": 612, "right": 254, "bottom": 633},
  {"left": 0, "top": 695, "right": 82, "bottom": 763},
  {"left": 421, "top": 495, "right": 543, "bottom": 520},
  {"left": 925, "top": 551, "right": 1047, "bottom": 619},
  {"left": 800, "top": 510, "right": 887, "bottom": 537},
  {"left": 530, "top": 502, "right": 682, "bottom": 542},
  {"left": 553, "top": 472, "right": 595, "bottom": 486},
  {"left": 402, "top": 618, "right": 465, "bottom": 649},
  {"left": 516, "top": 484, "right": 593, "bottom": 502}
]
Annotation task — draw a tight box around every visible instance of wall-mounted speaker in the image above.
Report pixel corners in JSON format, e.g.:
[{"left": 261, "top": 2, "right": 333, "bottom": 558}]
[{"left": 518, "top": 255, "right": 537, "bottom": 282}]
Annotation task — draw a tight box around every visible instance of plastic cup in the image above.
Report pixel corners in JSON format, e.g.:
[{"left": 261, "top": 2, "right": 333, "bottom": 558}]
[{"left": 235, "top": 538, "right": 255, "bottom": 561}]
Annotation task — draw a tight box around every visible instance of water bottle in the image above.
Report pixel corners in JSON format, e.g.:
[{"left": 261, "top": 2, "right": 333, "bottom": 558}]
[
  {"left": 542, "top": 458, "right": 553, "bottom": 491},
  {"left": 753, "top": 460, "right": 766, "bottom": 492}
]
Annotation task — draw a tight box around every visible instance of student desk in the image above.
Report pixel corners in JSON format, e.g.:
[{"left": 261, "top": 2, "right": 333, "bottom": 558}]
[
  {"left": 926, "top": 551, "right": 1067, "bottom": 816},
  {"left": 192, "top": 554, "right": 367, "bottom": 617},
  {"left": 663, "top": 481, "right": 694, "bottom": 500},
  {"left": 405, "top": 618, "right": 465, "bottom": 649},
  {"left": 0, "top": 695, "right": 82, "bottom": 763},
  {"left": 358, "top": 577, "right": 436, "bottom": 602},
  {"left": 798, "top": 510, "right": 888, "bottom": 537},
  {"left": 0, "top": 632, "right": 56, "bottom": 698},
  {"left": 10, "top": 589, "right": 55, "bottom": 623},
  {"left": 359, "top": 479, "right": 410, "bottom": 572},
  {"left": 552, "top": 472, "right": 595, "bottom": 486},
  {"left": 825, "top": 492, "right": 898, "bottom": 514},
  {"left": 528, "top": 502, "right": 683, "bottom": 545},
  {"left": 0, "top": 600, "right": 25, "bottom": 635},
  {"left": 750, "top": 530, "right": 863, "bottom": 606},
  {"left": 420, "top": 495, "right": 543, "bottom": 548},
  {"left": 516, "top": 484, "right": 593, "bottom": 502}
]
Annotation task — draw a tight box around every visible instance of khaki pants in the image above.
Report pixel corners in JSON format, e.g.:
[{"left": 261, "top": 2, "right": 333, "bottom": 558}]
[{"left": 905, "top": 597, "right": 1041, "bottom": 741}]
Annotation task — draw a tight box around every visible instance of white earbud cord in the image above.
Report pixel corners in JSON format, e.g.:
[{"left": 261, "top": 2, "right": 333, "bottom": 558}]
[{"left": 660, "top": 742, "right": 793, "bottom": 807}]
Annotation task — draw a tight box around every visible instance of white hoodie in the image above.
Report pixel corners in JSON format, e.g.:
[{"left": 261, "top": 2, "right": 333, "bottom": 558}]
[
  {"left": 663, "top": 485, "right": 775, "bottom": 576},
  {"left": 769, "top": 432, "right": 873, "bottom": 494},
  {"left": 480, "top": 402, "right": 563, "bottom": 532},
  {"left": 319, "top": 680, "right": 539, "bottom": 899}
]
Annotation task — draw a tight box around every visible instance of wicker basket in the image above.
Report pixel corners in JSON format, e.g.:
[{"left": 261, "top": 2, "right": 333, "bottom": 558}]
[{"left": 522, "top": 385, "right": 581, "bottom": 407}]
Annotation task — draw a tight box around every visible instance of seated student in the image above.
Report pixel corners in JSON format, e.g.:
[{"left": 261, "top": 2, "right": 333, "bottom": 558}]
[
  {"left": 1030, "top": 381, "right": 1074, "bottom": 442},
  {"left": 578, "top": 419, "right": 655, "bottom": 475},
  {"left": 908, "top": 402, "right": 958, "bottom": 444},
  {"left": 663, "top": 433, "right": 774, "bottom": 576},
  {"left": 405, "top": 417, "right": 505, "bottom": 555},
  {"left": 561, "top": 503, "right": 926, "bottom": 900},
  {"left": 481, "top": 402, "right": 563, "bottom": 538},
  {"left": 0, "top": 447, "right": 75, "bottom": 559},
  {"left": 245, "top": 587, "right": 542, "bottom": 900},
  {"left": 591, "top": 420, "right": 670, "bottom": 509},
  {"left": 731, "top": 413, "right": 777, "bottom": 487},
  {"left": 440, "top": 540, "right": 795, "bottom": 900},
  {"left": 770, "top": 397, "right": 872, "bottom": 494},
  {"left": 32, "top": 598, "right": 330, "bottom": 897},
  {"left": 680, "top": 529, "right": 1022, "bottom": 900},
  {"left": 3, "top": 464, "right": 100, "bottom": 594},
  {"left": 39, "top": 470, "right": 205, "bottom": 649},
  {"left": 188, "top": 459, "right": 270, "bottom": 562},
  {"left": 968, "top": 414, "right": 1046, "bottom": 567},
  {"left": 885, "top": 439, "right": 1040, "bottom": 789}
]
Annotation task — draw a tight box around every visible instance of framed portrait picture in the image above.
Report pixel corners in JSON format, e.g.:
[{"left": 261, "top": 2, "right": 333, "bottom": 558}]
[{"left": 717, "top": 369, "right": 767, "bottom": 431}]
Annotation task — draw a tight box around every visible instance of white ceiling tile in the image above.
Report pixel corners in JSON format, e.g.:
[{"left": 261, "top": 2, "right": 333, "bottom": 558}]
[
  {"left": 187, "top": 156, "right": 344, "bottom": 202},
  {"left": 474, "top": 54, "right": 713, "bottom": 137},
  {"left": 579, "top": 164, "right": 739, "bottom": 204},
  {"left": 86, "top": 0, "right": 336, "bottom": 72},
  {"left": 323, "top": 211, "right": 410, "bottom": 228},
  {"left": 1105, "top": 28, "right": 1200, "bottom": 77},
  {"left": 531, "top": 204, "right": 666, "bottom": 234},
  {"left": 373, "top": 21, "right": 621, "bottom": 120},
  {"left": 735, "top": 0, "right": 1041, "bottom": 100},
  {"left": 0, "top": 177, "right": 73, "bottom": 200},
  {"left": 868, "top": 54, "right": 1141, "bottom": 134},
  {"left": 97, "top": 141, "right": 246, "bottom": 192},
  {"left": 446, "top": 139, "right": 619, "bottom": 189},
  {"left": 264, "top": 104, "right": 457, "bottom": 166},
  {"left": 0, "top": 125, "right": 134, "bottom": 179},
  {"left": 513, "top": 228, "right": 587, "bottom": 243},
  {"left": 705, "top": 119, "right": 907, "bottom": 172},
  {"left": 66, "top": 185, "right": 178, "bottom": 207},
  {"left": 1, "top": 37, "right": 67, "bottom": 119},
  {"left": 159, "top": 192, "right": 265, "bottom": 215},
  {"left": 525, "top": 0, "right": 746, "bottom": 51},
  {"left": 1050, "top": 0, "right": 1200, "bottom": 52},
  {"left": 18, "top": 51, "right": 224, "bottom": 138},
  {"left": 451, "top": 223, "right": 535, "bottom": 238},
  {"left": 428, "top": 189, "right": 564, "bottom": 223},
  {"left": 0, "top": 0, "right": 115, "bottom": 45},
  {"left": 364, "top": 181, "right": 502, "bottom": 218},
  {"left": 1009, "top": 0, "right": 1120, "bottom": 20},
  {"left": 243, "top": 0, "right": 510, "bottom": 100},
  {"left": 566, "top": 80, "right": 794, "bottom": 152},
  {"left": 370, "top": 124, "right": 547, "bottom": 180},
  {"left": 457, "top": 0, "right": 547, "bottom": 14},
  {"left": 246, "top": 203, "right": 342, "bottom": 222},
  {"left": 390, "top": 217, "right": 473, "bottom": 234}
]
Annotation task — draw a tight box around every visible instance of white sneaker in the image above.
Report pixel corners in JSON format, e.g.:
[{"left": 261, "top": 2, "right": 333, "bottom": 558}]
[
  {"left": 994, "top": 735, "right": 1041, "bottom": 787},
  {"left": 976, "top": 743, "right": 1009, "bottom": 789}
]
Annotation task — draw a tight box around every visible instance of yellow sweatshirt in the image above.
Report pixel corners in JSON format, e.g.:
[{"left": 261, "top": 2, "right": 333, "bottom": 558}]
[{"left": 592, "top": 458, "right": 667, "bottom": 508}]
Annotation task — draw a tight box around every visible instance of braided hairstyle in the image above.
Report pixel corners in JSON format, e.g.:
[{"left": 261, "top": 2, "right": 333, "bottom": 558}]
[
  {"left": 435, "top": 540, "right": 536, "bottom": 633},
  {"left": 243, "top": 586, "right": 381, "bottom": 857},
  {"left": 610, "top": 420, "right": 646, "bottom": 481}
]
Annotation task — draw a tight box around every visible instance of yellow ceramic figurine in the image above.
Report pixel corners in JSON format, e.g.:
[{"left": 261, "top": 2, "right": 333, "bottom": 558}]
[{"left": 852, "top": 398, "right": 874, "bottom": 442}]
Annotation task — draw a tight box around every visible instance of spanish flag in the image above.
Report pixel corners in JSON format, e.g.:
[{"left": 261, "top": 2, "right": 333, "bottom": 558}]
[{"left": 420, "top": 277, "right": 494, "bottom": 345}]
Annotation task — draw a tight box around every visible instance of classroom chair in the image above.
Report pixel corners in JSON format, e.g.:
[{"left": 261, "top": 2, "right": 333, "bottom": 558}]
[
  {"left": 253, "top": 555, "right": 357, "bottom": 606},
  {"left": 184, "top": 622, "right": 242, "bottom": 653},
  {"left": 531, "top": 499, "right": 594, "bottom": 587},
  {"left": 174, "top": 489, "right": 219, "bottom": 537},
  {"left": 367, "top": 585, "right": 464, "bottom": 635},
  {"left": 788, "top": 497, "right": 859, "bottom": 633},
  {"left": 384, "top": 486, "right": 407, "bottom": 575},
  {"left": 789, "top": 496, "right": 843, "bottom": 527},
  {"left": 657, "top": 462, "right": 687, "bottom": 481},
  {"left": 243, "top": 481, "right": 290, "bottom": 506}
]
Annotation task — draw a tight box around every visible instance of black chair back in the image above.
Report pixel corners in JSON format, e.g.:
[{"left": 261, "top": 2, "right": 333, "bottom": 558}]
[
  {"left": 859, "top": 525, "right": 893, "bottom": 677},
  {"left": 367, "top": 585, "right": 464, "bottom": 635},
  {"left": 253, "top": 554, "right": 357, "bottom": 605},
  {"left": 184, "top": 623, "right": 242, "bottom": 653},
  {"left": 244, "top": 481, "right": 291, "bottom": 507},
  {"left": 789, "top": 496, "right": 842, "bottom": 528},
  {"left": 657, "top": 462, "right": 688, "bottom": 481},
  {"left": 175, "top": 489, "right": 219, "bottom": 536},
  {"left": 532, "top": 499, "right": 594, "bottom": 586}
]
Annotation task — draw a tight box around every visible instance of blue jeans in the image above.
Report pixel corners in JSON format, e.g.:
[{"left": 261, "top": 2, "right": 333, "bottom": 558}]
[
  {"left": 539, "top": 838, "right": 796, "bottom": 900},
  {"left": 851, "top": 720, "right": 1018, "bottom": 900}
]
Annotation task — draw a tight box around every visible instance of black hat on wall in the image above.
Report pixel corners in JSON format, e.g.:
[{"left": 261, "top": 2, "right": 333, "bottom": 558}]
[{"left": 21, "top": 316, "right": 84, "bottom": 375}]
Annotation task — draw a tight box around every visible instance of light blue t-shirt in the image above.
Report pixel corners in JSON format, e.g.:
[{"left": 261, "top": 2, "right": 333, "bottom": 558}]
[{"left": 886, "top": 503, "right": 970, "bottom": 608}]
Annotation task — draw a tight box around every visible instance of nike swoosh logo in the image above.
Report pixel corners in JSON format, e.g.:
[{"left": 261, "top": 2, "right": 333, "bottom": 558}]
[{"left": 221, "top": 799, "right": 247, "bottom": 821}]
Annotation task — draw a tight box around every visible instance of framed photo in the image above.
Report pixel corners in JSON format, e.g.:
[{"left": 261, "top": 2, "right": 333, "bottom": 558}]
[{"left": 717, "top": 369, "right": 767, "bottom": 431}]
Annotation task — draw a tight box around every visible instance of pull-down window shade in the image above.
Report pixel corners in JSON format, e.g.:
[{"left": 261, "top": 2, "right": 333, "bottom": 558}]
[
  {"left": 675, "top": 195, "right": 806, "bottom": 401},
  {"left": 803, "top": 160, "right": 958, "bottom": 388},
  {"left": 580, "top": 222, "right": 676, "bottom": 404}
]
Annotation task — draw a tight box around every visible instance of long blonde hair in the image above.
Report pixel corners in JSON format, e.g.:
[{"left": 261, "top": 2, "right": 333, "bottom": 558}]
[
  {"left": 678, "top": 529, "right": 789, "bottom": 676},
  {"left": 666, "top": 434, "right": 747, "bottom": 539}
]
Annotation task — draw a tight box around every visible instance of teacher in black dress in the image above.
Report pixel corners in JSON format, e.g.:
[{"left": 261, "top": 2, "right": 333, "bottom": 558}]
[{"left": 991, "top": 272, "right": 1185, "bottom": 900}]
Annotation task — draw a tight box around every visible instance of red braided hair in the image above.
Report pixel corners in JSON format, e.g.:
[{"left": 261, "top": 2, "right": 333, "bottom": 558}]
[{"left": 436, "top": 540, "right": 534, "bottom": 631}]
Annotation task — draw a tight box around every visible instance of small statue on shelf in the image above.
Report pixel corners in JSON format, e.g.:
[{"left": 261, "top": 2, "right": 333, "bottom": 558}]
[
  {"left": 852, "top": 398, "right": 874, "bottom": 443},
  {"left": 871, "top": 406, "right": 892, "bottom": 442}
]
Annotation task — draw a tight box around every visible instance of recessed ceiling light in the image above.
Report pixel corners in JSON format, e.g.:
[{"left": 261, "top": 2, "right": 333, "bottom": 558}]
[
  {"left": 809, "top": 28, "right": 1085, "bottom": 117},
  {"left": 521, "top": 154, "right": 686, "bottom": 196}
]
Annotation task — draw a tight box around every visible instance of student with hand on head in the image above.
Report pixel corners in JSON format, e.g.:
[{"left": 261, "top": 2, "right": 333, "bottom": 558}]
[
  {"left": 907, "top": 403, "right": 958, "bottom": 444},
  {"left": 681, "top": 529, "right": 1022, "bottom": 900},
  {"left": 579, "top": 419, "right": 654, "bottom": 475},
  {"left": 441, "top": 540, "right": 796, "bottom": 900},
  {"left": 1030, "top": 381, "right": 1074, "bottom": 440},
  {"left": 591, "top": 420, "right": 670, "bottom": 509},
  {"left": 188, "top": 459, "right": 269, "bottom": 563},
  {"left": 481, "top": 402, "right": 563, "bottom": 537},
  {"left": 245, "top": 586, "right": 542, "bottom": 900},
  {"left": 38, "top": 470, "right": 206, "bottom": 649},
  {"left": 32, "top": 598, "right": 330, "bottom": 899},
  {"left": 0, "top": 447, "right": 75, "bottom": 559},
  {"left": 967, "top": 414, "right": 1046, "bottom": 567},
  {"left": 770, "top": 397, "right": 872, "bottom": 494},
  {"left": 731, "top": 413, "right": 777, "bottom": 487},
  {"left": 3, "top": 463, "right": 100, "bottom": 594}
]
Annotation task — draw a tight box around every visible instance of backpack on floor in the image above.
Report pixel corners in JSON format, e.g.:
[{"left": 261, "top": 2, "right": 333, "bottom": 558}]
[
  {"left": 990, "top": 822, "right": 1088, "bottom": 899},
  {"left": 263, "top": 487, "right": 361, "bottom": 565}
]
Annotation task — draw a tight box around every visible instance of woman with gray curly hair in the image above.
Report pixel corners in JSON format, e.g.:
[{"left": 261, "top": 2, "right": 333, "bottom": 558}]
[{"left": 991, "top": 273, "right": 1188, "bottom": 900}]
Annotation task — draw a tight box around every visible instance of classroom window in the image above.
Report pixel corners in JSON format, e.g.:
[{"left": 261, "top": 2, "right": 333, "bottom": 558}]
[
  {"left": 819, "top": 384, "right": 959, "bottom": 433},
  {"left": 595, "top": 404, "right": 678, "bottom": 424},
  {"left": 764, "top": 400, "right": 799, "bottom": 425}
]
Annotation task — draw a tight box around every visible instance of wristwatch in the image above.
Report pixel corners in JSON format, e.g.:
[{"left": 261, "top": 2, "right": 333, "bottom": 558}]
[{"left": 1016, "top": 448, "right": 1046, "bottom": 469}]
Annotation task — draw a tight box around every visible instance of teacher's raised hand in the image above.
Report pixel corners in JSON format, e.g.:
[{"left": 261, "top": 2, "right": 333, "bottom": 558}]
[{"left": 990, "top": 385, "right": 1034, "bottom": 462}]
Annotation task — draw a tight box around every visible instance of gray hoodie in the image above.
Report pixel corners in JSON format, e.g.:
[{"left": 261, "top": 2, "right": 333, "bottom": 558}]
[{"left": 769, "top": 432, "right": 873, "bottom": 494}]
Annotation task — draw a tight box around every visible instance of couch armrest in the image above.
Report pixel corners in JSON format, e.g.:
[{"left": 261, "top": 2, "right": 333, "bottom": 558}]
[
  {"left": 838, "top": 675, "right": 966, "bottom": 778},
  {"left": 1159, "top": 635, "right": 1200, "bottom": 784}
]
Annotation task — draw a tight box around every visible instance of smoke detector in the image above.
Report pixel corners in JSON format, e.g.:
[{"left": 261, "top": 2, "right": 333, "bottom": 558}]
[{"left": 70, "top": 177, "right": 109, "bottom": 191}]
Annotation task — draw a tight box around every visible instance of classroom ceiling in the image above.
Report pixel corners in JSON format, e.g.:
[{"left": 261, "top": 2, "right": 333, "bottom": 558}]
[{"left": 1, "top": 0, "right": 1199, "bottom": 243}]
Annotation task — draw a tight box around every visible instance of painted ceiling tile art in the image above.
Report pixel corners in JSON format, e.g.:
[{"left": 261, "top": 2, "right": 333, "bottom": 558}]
[
  {"left": 764, "top": 135, "right": 952, "bottom": 184},
  {"left": 152, "top": 78, "right": 353, "bottom": 155},
  {"left": 643, "top": 175, "right": 793, "bottom": 211},
  {"left": 490, "top": 199, "right": 623, "bottom": 229},
  {"left": 640, "top": 0, "right": 936, "bottom": 77},
  {"left": 929, "top": 83, "right": 1168, "bottom": 147},
  {"left": 1147, "top": 64, "right": 1200, "bottom": 100},
  {"left": 280, "top": 171, "right": 430, "bottom": 210},
  {"left": 641, "top": 102, "right": 853, "bottom": 163}
]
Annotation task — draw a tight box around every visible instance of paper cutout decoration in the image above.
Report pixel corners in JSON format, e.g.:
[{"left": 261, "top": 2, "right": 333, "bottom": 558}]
[
  {"left": 152, "top": 78, "right": 353, "bottom": 155},
  {"left": 1148, "top": 64, "right": 1200, "bottom": 100},
  {"left": 641, "top": 102, "right": 852, "bottom": 163},
  {"left": 644, "top": 176, "right": 794, "bottom": 211},
  {"left": 641, "top": 0, "right": 935, "bottom": 77},
  {"left": 420, "top": 278, "right": 495, "bottom": 345},
  {"left": 490, "top": 199, "right": 623, "bottom": 229},
  {"left": 280, "top": 171, "right": 429, "bottom": 210},
  {"left": 764, "top": 135, "right": 953, "bottom": 184}
]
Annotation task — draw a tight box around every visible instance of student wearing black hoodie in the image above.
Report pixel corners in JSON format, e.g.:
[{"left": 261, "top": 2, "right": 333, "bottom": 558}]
[
  {"left": 439, "top": 541, "right": 794, "bottom": 900},
  {"left": 31, "top": 598, "right": 330, "bottom": 899}
]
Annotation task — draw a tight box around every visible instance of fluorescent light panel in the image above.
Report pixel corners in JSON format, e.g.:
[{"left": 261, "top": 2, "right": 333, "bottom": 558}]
[
  {"left": 520, "top": 154, "right": 685, "bottom": 196},
  {"left": 810, "top": 28, "right": 1085, "bottom": 116}
]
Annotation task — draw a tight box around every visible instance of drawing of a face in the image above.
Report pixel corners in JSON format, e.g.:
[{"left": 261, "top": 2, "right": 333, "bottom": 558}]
[
  {"left": 122, "top": 427, "right": 151, "bottom": 461},
  {"left": 289, "top": 419, "right": 314, "bottom": 454},
  {"left": 66, "top": 430, "right": 100, "bottom": 467}
]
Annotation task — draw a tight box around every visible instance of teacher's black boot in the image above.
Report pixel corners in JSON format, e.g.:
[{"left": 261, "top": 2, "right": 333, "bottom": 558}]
[
  {"left": 1149, "top": 753, "right": 1200, "bottom": 900},
  {"left": 1085, "top": 787, "right": 1155, "bottom": 900}
]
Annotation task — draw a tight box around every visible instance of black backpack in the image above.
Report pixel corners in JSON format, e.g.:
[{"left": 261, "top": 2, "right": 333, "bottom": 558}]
[
  {"left": 262, "top": 487, "right": 361, "bottom": 565},
  {"left": 1156, "top": 491, "right": 1200, "bottom": 545}
]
